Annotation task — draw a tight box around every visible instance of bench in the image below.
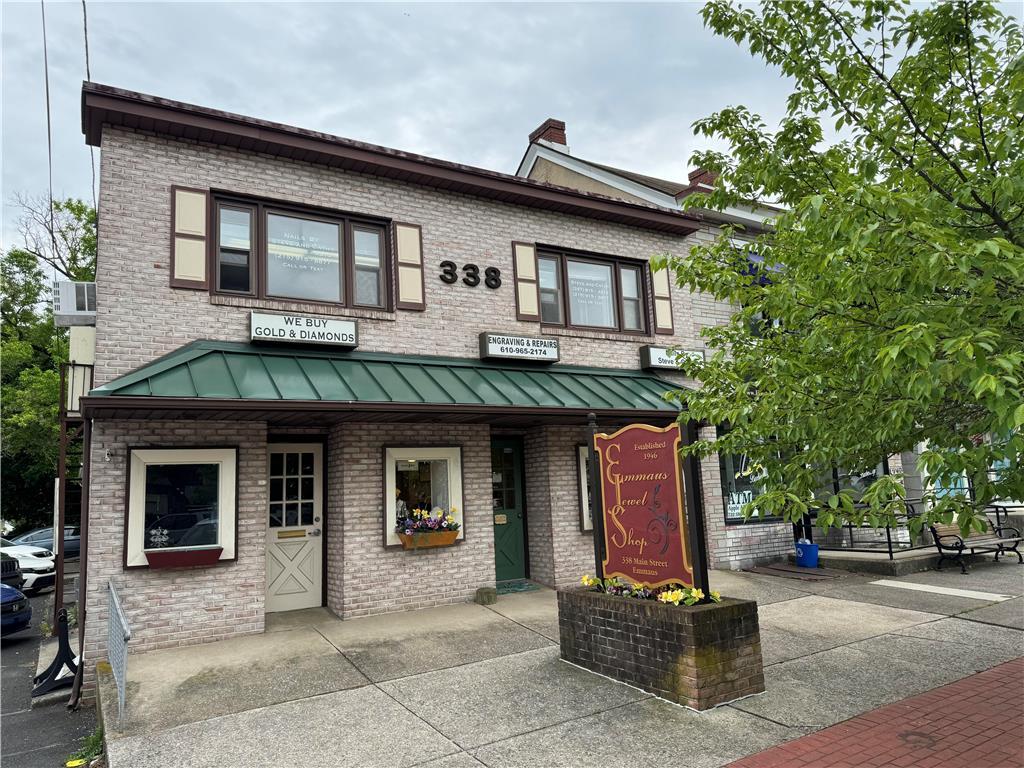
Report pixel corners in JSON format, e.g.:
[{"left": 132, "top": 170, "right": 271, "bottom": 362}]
[{"left": 929, "top": 520, "right": 1024, "bottom": 574}]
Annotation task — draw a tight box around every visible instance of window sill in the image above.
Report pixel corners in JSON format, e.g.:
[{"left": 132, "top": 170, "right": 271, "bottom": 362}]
[
  {"left": 540, "top": 326, "right": 655, "bottom": 343},
  {"left": 143, "top": 546, "right": 224, "bottom": 569},
  {"left": 210, "top": 294, "right": 396, "bottom": 322}
]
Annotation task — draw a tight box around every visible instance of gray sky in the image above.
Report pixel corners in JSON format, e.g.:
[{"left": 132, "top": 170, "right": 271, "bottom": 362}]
[{"left": 1, "top": 1, "right": 803, "bottom": 244}]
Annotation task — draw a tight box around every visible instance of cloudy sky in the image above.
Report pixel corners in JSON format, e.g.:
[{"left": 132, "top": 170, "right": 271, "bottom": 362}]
[{"left": 2, "top": 1, "right": 809, "bottom": 243}]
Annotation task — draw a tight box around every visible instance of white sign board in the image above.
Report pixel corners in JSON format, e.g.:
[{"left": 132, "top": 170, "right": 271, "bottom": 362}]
[
  {"left": 479, "top": 332, "right": 559, "bottom": 362},
  {"left": 250, "top": 312, "right": 358, "bottom": 347},
  {"left": 639, "top": 345, "right": 704, "bottom": 371}
]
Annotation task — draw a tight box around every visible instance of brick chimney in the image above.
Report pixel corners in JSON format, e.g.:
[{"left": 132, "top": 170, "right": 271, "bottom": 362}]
[
  {"left": 529, "top": 118, "right": 567, "bottom": 147},
  {"left": 687, "top": 168, "right": 719, "bottom": 187}
]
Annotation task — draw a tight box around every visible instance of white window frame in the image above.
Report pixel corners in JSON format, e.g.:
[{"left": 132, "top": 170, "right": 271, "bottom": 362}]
[
  {"left": 385, "top": 446, "right": 464, "bottom": 547},
  {"left": 126, "top": 448, "right": 238, "bottom": 567}
]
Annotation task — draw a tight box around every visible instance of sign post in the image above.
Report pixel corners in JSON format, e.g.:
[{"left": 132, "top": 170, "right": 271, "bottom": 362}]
[
  {"left": 586, "top": 413, "right": 605, "bottom": 580},
  {"left": 681, "top": 420, "right": 711, "bottom": 598}
]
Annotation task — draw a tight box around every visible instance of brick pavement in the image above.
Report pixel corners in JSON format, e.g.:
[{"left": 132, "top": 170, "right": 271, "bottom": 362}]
[{"left": 728, "top": 657, "right": 1024, "bottom": 768}]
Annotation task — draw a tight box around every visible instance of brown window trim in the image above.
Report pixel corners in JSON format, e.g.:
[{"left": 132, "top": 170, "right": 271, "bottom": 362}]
[
  {"left": 536, "top": 246, "right": 650, "bottom": 336},
  {"left": 209, "top": 192, "right": 393, "bottom": 312}
]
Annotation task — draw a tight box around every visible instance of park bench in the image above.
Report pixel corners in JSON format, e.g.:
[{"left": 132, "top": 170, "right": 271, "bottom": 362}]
[{"left": 929, "top": 520, "right": 1024, "bottom": 574}]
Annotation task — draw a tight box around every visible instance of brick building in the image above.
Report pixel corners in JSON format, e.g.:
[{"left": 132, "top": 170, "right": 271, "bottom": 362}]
[{"left": 71, "top": 83, "right": 792, "bottom": 691}]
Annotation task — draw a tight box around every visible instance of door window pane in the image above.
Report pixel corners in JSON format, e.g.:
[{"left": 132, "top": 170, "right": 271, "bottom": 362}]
[
  {"left": 285, "top": 503, "right": 299, "bottom": 526},
  {"left": 566, "top": 261, "right": 615, "bottom": 328},
  {"left": 269, "top": 503, "right": 283, "bottom": 527},
  {"left": 218, "top": 207, "right": 252, "bottom": 293},
  {"left": 300, "top": 502, "right": 314, "bottom": 526},
  {"left": 538, "top": 257, "right": 562, "bottom": 324},
  {"left": 144, "top": 464, "right": 219, "bottom": 548},
  {"left": 266, "top": 213, "right": 341, "bottom": 302},
  {"left": 353, "top": 229, "right": 383, "bottom": 307},
  {"left": 270, "top": 478, "right": 283, "bottom": 502}
]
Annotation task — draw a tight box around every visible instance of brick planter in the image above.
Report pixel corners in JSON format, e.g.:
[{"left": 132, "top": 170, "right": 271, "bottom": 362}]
[{"left": 557, "top": 588, "right": 765, "bottom": 710}]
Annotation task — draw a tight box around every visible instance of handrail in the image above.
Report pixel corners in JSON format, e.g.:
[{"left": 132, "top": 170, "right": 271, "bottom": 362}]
[{"left": 107, "top": 580, "right": 132, "bottom": 726}]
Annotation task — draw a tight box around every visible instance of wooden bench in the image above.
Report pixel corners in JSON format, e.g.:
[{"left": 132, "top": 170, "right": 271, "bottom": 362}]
[{"left": 929, "top": 520, "right": 1024, "bottom": 574}]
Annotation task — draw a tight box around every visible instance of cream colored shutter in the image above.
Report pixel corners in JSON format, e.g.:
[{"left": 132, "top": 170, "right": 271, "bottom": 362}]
[
  {"left": 512, "top": 242, "right": 540, "bottom": 321},
  {"left": 652, "top": 267, "right": 674, "bottom": 334},
  {"left": 394, "top": 223, "right": 425, "bottom": 310},
  {"left": 170, "top": 186, "right": 209, "bottom": 289}
]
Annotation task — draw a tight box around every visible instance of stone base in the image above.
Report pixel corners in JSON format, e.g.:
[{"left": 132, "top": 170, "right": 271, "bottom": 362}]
[{"left": 557, "top": 588, "right": 765, "bottom": 710}]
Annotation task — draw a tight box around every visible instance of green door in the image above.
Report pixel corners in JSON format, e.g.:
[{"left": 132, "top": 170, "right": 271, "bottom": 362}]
[{"left": 492, "top": 438, "right": 526, "bottom": 582}]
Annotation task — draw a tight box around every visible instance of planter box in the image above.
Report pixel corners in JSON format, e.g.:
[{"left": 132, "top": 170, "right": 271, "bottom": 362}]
[
  {"left": 143, "top": 546, "right": 223, "bottom": 569},
  {"left": 557, "top": 588, "right": 765, "bottom": 710},
  {"left": 397, "top": 530, "right": 459, "bottom": 550}
]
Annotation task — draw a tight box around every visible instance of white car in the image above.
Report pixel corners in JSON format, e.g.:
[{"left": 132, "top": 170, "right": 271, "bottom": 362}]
[{"left": 0, "top": 539, "right": 56, "bottom": 593}]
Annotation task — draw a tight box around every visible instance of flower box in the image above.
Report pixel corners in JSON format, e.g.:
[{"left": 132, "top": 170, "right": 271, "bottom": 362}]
[
  {"left": 143, "top": 545, "right": 223, "bottom": 569},
  {"left": 397, "top": 530, "right": 459, "bottom": 550},
  {"left": 557, "top": 587, "right": 765, "bottom": 710}
]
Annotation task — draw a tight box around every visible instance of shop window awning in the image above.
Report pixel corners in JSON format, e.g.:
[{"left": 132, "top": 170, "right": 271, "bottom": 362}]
[{"left": 83, "top": 341, "right": 685, "bottom": 426}]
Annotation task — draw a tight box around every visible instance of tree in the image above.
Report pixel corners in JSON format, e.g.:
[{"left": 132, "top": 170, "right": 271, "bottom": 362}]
[
  {"left": 1, "top": 198, "right": 95, "bottom": 530},
  {"left": 660, "top": 0, "right": 1023, "bottom": 535}
]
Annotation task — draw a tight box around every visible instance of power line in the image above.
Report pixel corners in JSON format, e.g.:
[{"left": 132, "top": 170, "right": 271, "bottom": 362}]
[
  {"left": 40, "top": 0, "right": 58, "bottom": 257},
  {"left": 82, "top": 0, "right": 97, "bottom": 212}
]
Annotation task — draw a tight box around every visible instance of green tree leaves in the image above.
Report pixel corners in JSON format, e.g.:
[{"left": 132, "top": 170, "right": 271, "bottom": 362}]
[{"left": 671, "top": 1, "right": 1023, "bottom": 534}]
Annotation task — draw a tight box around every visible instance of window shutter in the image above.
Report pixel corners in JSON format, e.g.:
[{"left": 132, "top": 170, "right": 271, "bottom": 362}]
[
  {"left": 652, "top": 266, "right": 674, "bottom": 334},
  {"left": 170, "top": 186, "right": 209, "bottom": 289},
  {"left": 394, "top": 222, "right": 425, "bottom": 310},
  {"left": 512, "top": 242, "right": 540, "bottom": 321}
]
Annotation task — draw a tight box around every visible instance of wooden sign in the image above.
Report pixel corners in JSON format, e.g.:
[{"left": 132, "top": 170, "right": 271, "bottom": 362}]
[{"left": 593, "top": 423, "right": 693, "bottom": 588}]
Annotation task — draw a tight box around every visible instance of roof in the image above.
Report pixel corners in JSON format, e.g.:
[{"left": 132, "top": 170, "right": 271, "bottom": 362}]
[
  {"left": 588, "top": 160, "right": 690, "bottom": 197},
  {"left": 83, "top": 341, "right": 684, "bottom": 426},
  {"left": 81, "top": 82, "right": 702, "bottom": 237}
]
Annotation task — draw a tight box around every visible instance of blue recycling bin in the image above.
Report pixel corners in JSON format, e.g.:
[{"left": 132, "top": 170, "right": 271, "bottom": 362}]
[{"left": 795, "top": 542, "right": 819, "bottom": 569}]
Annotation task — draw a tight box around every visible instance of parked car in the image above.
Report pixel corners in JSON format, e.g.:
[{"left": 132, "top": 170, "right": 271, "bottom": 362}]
[
  {"left": 1, "top": 582, "right": 32, "bottom": 636},
  {"left": 0, "top": 539, "right": 56, "bottom": 593},
  {"left": 1, "top": 552, "right": 22, "bottom": 588},
  {"left": 11, "top": 526, "right": 80, "bottom": 560}
]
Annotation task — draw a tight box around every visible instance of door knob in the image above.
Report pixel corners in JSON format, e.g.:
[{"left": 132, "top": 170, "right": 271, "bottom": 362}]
[{"left": 309, "top": 528, "right": 322, "bottom": 537}]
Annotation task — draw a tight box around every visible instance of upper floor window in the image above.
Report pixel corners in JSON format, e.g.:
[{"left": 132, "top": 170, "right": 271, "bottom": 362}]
[
  {"left": 536, "top": 248, "right": 648, "bottom": 333},
  {"left": 214, "top": 197, "right": 388, "bottom": 310}
]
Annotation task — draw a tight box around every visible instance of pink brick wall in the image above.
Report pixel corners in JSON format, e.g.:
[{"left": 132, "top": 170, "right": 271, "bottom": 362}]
[
  {"left": 92, "top": 128, "right": 730, "bottom": 388},
  {"left": 82, "top": 420, "right": 267, "bottom": 697}
]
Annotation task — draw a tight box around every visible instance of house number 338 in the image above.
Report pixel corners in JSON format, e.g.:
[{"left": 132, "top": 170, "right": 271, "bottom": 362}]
[{"left": 439, "top": 261, "right": 501, "bottom": 289}]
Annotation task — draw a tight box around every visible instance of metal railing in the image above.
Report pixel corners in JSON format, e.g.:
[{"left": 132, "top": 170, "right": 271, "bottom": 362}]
[
  {"left": 107, "top": 580, "right": 131, "bottom": 726},
  {"left": 60, "top": 362, "right": 93, "bottom": 419},
  {"left": 807, "top": 500, "right": 1023, "bottom": 560}
]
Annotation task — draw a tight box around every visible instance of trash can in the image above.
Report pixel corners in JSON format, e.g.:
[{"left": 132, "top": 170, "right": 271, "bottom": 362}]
[{"left": 795, "top": 542, "right": 819, "bottom": 568}]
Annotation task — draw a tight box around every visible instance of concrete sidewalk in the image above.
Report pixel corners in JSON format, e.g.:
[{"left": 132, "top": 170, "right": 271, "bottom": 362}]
[{"left": 100, "top": 562, "right": 1024, "bottom": 768}]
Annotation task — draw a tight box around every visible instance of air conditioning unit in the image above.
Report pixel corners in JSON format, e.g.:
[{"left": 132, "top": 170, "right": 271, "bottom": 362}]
[{"left": 53, "top": 281, "right": 97, "bottom": 327}]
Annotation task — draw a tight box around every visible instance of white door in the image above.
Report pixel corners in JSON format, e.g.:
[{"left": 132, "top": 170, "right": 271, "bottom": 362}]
[{"left": 266, "top": 444, "right": 323, "bottom": 613}]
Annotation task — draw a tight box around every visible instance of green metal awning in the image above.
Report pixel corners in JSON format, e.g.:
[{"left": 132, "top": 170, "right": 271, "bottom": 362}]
[{"left": 83, "top": 340, "right": 684, "bottom": 426}]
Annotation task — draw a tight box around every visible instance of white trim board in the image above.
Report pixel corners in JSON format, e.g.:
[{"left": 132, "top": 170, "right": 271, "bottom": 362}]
[{"left": 869, "top": 579, "right": 1016, "bottom": 602}]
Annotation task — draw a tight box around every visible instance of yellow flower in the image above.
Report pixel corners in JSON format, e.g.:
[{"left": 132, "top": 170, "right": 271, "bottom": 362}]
[
  {"left": 658, "top": 589, "right": 684, "bottom": 606},
  {"left": 581, "top": 574, "right": 599, "bottom": 587},
  {"left": 710, "top": 590, "right": 721, "bottom": 602},
  {"left": 690, "top": 588, "right": 705, "bottom": 601},
  {"left": 450, "top": 505, "right": 458, "bottom": 513}
]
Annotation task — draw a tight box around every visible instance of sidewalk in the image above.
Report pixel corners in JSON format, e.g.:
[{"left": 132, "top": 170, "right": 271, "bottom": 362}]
[{"left": 727, "top": 657, "right": 1024, "bottom": 768}]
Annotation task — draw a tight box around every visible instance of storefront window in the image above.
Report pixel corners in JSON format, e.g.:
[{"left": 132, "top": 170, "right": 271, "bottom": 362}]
[
  {"left": 266, "top": 213, "right": 342, "bottom": 303},
  {"left": 384, "top": 446, "right": 464, "bottom": 546},
  {"left": 144, "top": 464, "right": 219, "bottom": 548},
  {"left": 720, "top": 451, "right": 767, "bottom": 522},
  {"left": 126, "top": 448, "right": 238, "bottom": 567}
]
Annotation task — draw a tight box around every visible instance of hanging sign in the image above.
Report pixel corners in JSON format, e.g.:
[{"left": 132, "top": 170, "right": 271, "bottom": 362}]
[
  {"left": 478, "top": 332, "right": 559, "bottom": 362},
  {"left": 250, "top": 312, "right": 358, "bottom": 347},
  {"left": 639, "top": 345, "right": 704, "bottom": 371},
  {"left": 593, "top": 423, "right": 693, "bottom": 588}
]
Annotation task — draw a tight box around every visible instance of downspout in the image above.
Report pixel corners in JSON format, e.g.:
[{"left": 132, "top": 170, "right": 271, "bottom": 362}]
[{"left": 68, "top": 417, "right": 91, "bottom": 709}]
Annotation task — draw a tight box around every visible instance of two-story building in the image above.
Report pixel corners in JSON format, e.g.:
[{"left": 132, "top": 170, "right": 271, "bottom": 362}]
[{"left": 73, "top": 83, "right": 794, "bottom": 691}]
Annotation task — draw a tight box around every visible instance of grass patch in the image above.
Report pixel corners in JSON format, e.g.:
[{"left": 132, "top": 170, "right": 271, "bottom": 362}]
[{"left": 66, "top": 726, "right": 103, "bottom": 766}]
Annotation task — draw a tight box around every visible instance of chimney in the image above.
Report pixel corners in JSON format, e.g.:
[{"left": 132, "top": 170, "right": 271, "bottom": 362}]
[
  {"left": 529, "top": 118, "right": 567, "bottom": 147},
  {"left": 687, "top": 168, "right": 719, "bottom": 187}
]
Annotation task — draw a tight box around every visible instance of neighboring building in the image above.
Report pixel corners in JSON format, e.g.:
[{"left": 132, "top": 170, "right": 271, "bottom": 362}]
[{"left": 74, "top": 84, "right": 794, "bottom": 694}]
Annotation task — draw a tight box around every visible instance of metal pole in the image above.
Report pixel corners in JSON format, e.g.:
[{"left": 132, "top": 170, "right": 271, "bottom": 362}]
[
  {"left": 54, "top": 415, "right": 68, "bottom": 631},
  {"left": 681, "top": 419, "right": 711, "bottom": 599},
  {"left": 69, "top": 417, "right": 91, "bottom": 708},
  {"left": 586, "top": 413, "right": 605, "bottom": 580}
]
